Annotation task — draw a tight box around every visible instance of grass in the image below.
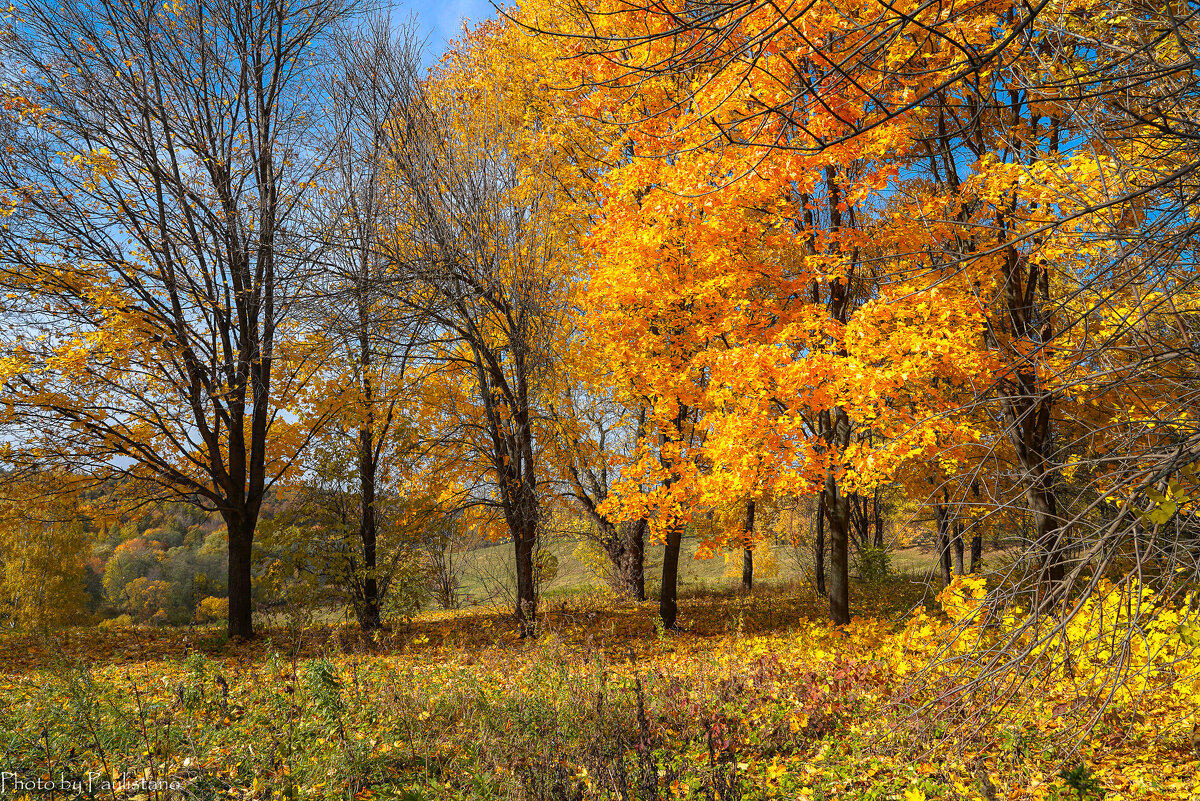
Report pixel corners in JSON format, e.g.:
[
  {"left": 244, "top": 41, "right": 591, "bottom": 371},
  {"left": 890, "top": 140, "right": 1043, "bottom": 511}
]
[{"left": 452, "top": 535, "right": 948, "bottom": 608}]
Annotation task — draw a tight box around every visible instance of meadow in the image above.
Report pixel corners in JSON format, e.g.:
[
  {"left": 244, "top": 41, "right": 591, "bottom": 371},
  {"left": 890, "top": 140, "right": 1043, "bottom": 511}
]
[{"left": 1, "top": 574, "right": 1195, "bottom": 801}]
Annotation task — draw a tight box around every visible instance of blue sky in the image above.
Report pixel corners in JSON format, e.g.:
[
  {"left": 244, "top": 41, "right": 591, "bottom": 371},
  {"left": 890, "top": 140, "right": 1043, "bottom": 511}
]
[{"left": 397, "top": 0, "right": 498, "bottom": 57}]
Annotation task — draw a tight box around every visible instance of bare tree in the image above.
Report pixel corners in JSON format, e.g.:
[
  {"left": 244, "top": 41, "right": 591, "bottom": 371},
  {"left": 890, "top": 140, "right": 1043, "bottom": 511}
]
[
  {"left": 307, "top": 18, "right": 428, "bottom": 629},
  {"left": 334, "top": 24, "right": 570, "bottom": 635}
]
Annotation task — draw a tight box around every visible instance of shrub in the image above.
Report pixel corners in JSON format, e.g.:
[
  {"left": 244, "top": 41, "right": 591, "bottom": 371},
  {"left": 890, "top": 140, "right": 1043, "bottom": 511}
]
[
  {"left": 384, "top": 560, "right": 429, "bottom": 625},
  {"left": 854, "top": 546, "right": 891, "bottom": 584},
  {"left": 534, "top": 550, "right": 559, "bottom": 588},
  {"left": 195, "top": 596, "right": 228, "bottom": 623}
]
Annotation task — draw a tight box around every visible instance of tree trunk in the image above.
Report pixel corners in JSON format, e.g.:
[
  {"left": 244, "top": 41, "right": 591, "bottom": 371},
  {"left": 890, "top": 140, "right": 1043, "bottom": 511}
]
[
  {"left": 936, "top": 502, "right": 953, "bottom": 587},
  {"left": 514, "top": 517, "right": 537, "bottom": 636},
  {"left": 657, "top": 407, "right": 688, "bottom": 631},
  {"left": 969, "top": 481, "right": 983, "bottom": 573},
  {"left": 594, "top": 518, "right": 647, "bottom": 601},
  {"left": 660, "top": 526, "right": 683, "bottom": 630},
  {"left": 621, "top": 412, "right": 648, "bottom": 602},
  {"left": 358, "top": 425, "right": 381, "bottom": 630},
  {"left": 996, "top": 239, "right": 1064, "bottom": 593},
  {"left": 470, "top": 345, "right": 540, "bottom": 636},
  {"left": 853, "top": 493, "right": 871, "bottom": 549},
  {"left": 873, "top": 488, "right": 884, "bottom": 548},
  {"left": 952, "top": 518, "right": 965, "bottom": 577},
  {"left": 226, "top": 513, "right": 255, "bottom": 640},
  {"left": 742, "top": 499, "right": 755, "bottom": 592},
  {"left": 355, "top": 255, "right": 384, "bottom": 630},
  {"left": 1030, "top": 481, "right": 1064, "bottom": 586},
  {"left": 815, "top": 491, "right": 827, "bottom": 596},
  {"left": 623, "top": 519, "right": 647, "bottom": 601},
  {"left": 817, "top": 169, "right": 853, "bottom": 627},
  {"left": 509, "top": 455, "right": 540, "bottom": 635},
  {"left": 825, "top": 477, "right": 851, "bottom": 625}
]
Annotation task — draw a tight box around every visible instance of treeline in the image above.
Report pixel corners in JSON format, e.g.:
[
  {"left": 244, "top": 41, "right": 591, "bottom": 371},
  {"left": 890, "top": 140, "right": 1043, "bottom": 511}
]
[
  {"left": 90, "top": 502, "right": 227, "bottom": 626},
  {"left": 0, "top": 476, "right": 484, "bottom": 629},
  {"left": 0, "top": 0, "right": 1196, "bottom": 674},
  {"left": 0, "top": 480, "right": 225, "bottom": 628}
]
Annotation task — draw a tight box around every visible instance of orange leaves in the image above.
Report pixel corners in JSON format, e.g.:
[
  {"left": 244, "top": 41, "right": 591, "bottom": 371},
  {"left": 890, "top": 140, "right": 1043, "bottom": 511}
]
[{"left": 575, "top": 48, "right": 977, "bottom": 542}]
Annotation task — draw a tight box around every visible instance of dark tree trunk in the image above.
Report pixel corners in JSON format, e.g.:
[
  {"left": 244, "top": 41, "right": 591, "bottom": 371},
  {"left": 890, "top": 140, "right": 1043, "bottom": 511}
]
[
  {"left": 815, "top": 491, "right": 827, "bottom": 596},
  {"left": 508, "top": 455, "right": 540, "bottom": 635},
  {"left": 936, "top": 502, "right": 953, "bottom": 587},
  {"left": 226, "top": 513, "right": 255, "bottom": 640},
  {"left": 596, "top": 518, "right": 647, "bottom": 601},
  {"left": 353, "top": 247, "right": 386, "bottom": 630},
  {"left": 952, "top": 518, "right": 965, "bottom": 577},
  {"left": 1030, "top": 480, "right": 1064, "bottom": 586},
  {"left": 825, "top": 476, "right": 851, "bottom": 626},
  {"left": 468, "top": 341, "right": 541, "bottom": 636},
  {"left": 358, "top": 424, "right": 381, "bottom": 630},
  {"left": 660, "top": 526, "right": 683, "bottom": 630},
  {"left": 968, "top": 481, "right": 983, "bottom": 573},
  {"left": 852, "top": 493, "right": 871, "bottom": 549},
  {"left": 514, "top": 517, "right": 537, "bottom": 635},
  {"left": 623, "top": 519, "right": 647, "bottom": 601},
  {"left": 873, "top": 487, "right": 884, "bottom": 548},
  {"left": 819, "top": 168, "right": 853, "bottom": 627},
  {"left": 656, "top": 407, "right": 689, "bottom": 631},
  {"left": 995, "top": 237, "right": 1065, "bottom": 592},
  {"left": 741, "top": 499, "right": 755, "bottom": 592}
]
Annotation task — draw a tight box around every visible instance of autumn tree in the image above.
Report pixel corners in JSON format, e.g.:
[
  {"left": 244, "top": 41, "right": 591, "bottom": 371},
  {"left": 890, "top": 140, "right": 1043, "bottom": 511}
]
[
  {"left": 0, "top": 0, "right": 356, "bottom": 639},
  {"left": 540, "top": 2, "right": 984, "bottom": 628},
  {"left": 549, "top": 0, "right": 1200, "bottom": 726},
  {"left": 0, "top": 475, "right": 91, "bottom": 629},
  {"left": 527, "top": 0, "right": 1199, "bottom": 629}
]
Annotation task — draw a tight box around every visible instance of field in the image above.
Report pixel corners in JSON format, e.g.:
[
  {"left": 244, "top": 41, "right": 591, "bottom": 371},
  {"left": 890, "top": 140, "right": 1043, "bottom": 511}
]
[
  {"left": 449, "top": 535, "right": 938, "bottom": 607},
  {"left": 1, "top": 577, "right": 1195, "bottom": 801}
]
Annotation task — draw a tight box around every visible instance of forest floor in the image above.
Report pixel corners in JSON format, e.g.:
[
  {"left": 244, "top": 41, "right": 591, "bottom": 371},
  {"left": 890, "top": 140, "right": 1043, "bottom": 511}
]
[{"left": 0, "top": 582, "right": 1195, "bottom": 801}]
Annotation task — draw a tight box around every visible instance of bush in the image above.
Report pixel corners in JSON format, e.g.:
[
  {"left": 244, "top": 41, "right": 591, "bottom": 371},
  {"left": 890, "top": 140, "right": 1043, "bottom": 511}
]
[
  {"left": 854, "top": 546, "right": 891, "bottom": 584},
  {"left": 384, "top": 561, "right": 429, "bottom": 625},
  {"left": 534, "top": 550, "right": 559, "bottom": 589},
  {"left": 195, "top": 596, "right": 228, "bottom": 623},
  {"left": 573, "top": 539, "right": 617, "bottom": 596}
]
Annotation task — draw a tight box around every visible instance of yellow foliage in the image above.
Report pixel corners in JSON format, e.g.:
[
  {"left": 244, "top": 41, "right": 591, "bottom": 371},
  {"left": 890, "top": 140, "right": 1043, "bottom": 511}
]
[
  {"left": 0, "top": 481, "right": 92, "bottom": 629},
  {"left": 0, "top": 579, "right": 1195, "bottom": 799},
  {"left": 195, "top": 596, "right": 228, "bottom": 623}
]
